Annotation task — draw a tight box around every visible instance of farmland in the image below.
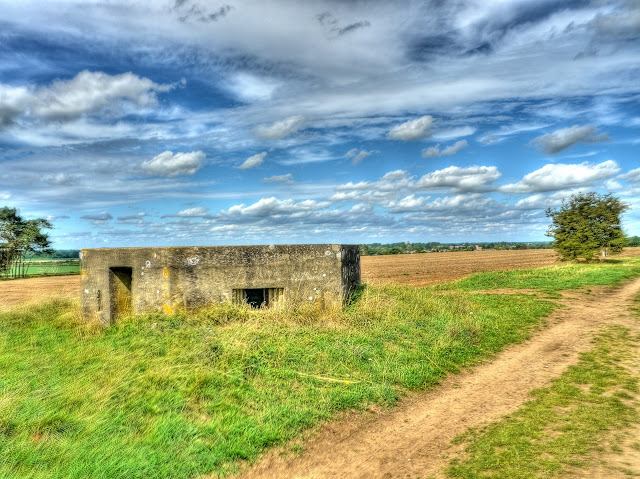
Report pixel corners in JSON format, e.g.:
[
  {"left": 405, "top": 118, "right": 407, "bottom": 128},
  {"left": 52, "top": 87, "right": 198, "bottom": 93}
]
[
  {"left": 362, "top": 247, "right": 640, "bottom": 286},
  {"left": 0, "top": 276, "right": 81, "bottom": 311},
  {"left": 0, "top": 259, "right": 80, "bottom": 280},
  {"left": 2, "top": 248, "right": 640, "bottom": 310},
  {"left": 1, "top": 248, "right": 640, "bottom": 478},
  {"left": 22, "top": 259, "right": 80, "bottom": 276}
]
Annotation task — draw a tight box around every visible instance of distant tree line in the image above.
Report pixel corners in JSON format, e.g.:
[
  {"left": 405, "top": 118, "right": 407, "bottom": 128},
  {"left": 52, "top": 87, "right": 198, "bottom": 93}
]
[
  {"left": 627, "top": 236, "right": 640, "bottom": 247},
  {"left": 360, "top": 241, "right": 553, "bottom": 256},
  {"left": 39, "top": 249, "right": 81, "bottom": 259}
]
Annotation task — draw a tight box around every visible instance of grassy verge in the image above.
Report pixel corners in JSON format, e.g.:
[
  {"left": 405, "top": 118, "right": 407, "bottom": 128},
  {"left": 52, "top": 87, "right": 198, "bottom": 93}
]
[
  {"left": 446, "top": 324, "right": 640, "bottom": 478},
  {"left": 438, "top": 257, "right": 640, "bottom": 296},
  {"left": 0, "top": 257, "right": 639, "bottom": 478}
]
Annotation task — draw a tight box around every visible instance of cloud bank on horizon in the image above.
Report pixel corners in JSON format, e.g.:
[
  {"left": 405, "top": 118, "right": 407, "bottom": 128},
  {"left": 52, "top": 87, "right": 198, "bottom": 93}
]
[{"left": 0, "top": 0, "right": 639, "bottom": 248}]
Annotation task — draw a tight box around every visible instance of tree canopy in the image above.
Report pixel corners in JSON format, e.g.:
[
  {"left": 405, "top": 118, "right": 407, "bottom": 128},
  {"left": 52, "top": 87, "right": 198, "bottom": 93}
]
[
  {"left": 0, "top": 207, "right": 53, "bottom": 276},
  {"left": 546, "top": 192, "right": 628, "bottom": 261}
]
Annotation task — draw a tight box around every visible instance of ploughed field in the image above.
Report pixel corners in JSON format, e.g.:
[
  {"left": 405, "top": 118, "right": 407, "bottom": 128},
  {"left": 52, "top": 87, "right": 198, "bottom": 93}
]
[
  {"left": 0, "top": 276, "right": 81, "bottom": 310},
  {"left": 2, "top": 248, "right": 640, "bottom": 309},
  {"left": 362, "top": 247, "right": 640, "bottom": 286}
]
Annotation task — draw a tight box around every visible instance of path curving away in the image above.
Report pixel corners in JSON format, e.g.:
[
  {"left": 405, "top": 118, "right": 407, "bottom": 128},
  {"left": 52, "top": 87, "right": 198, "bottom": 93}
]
[{"left": 234, "top": 278, "right": 640, "bottom": 479}]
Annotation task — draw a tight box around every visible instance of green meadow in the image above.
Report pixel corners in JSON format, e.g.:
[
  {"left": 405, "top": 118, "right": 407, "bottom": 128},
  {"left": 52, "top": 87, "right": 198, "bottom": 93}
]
[{"left": 0, "top": 259, "right": 80, "bottom": 279}]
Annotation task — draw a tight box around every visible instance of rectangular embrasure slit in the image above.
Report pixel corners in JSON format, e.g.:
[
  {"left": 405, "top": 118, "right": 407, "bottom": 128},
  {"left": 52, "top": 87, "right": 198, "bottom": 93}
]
[{"left": 232, "top": 288, "right": 284, "bottom": 308}]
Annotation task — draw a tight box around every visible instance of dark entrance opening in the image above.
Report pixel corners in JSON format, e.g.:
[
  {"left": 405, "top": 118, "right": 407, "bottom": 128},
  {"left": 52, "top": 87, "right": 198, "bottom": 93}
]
[
  {"left": 244, "top": 288, "right": 265, "bottom": 308},
  {"left": 109, "top": 267, "right": 132, "bottom": 321}
]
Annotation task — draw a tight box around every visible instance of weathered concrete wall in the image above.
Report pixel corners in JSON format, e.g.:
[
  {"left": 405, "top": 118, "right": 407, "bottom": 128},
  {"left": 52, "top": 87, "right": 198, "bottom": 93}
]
[{"left": 81, "top": 244, "right": 360, "bottom": 325}]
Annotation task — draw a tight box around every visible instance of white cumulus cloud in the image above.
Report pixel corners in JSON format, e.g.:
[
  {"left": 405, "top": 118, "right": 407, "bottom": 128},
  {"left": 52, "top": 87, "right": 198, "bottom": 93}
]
[
  {"left": 416, "top": 165, "right": 501, "bottom": 192},
  {"left": 117, "top": 212, "right": 148, "bottom": 221},
  {"left": 332, "top": 166, "right": 501, "bottom": 206},
  {"left": 514, "top": 189, "right": 587, "bottom": 210},
  {"left": 530, "top": 125, "right": 610, "bottom": 154},
  {"left": 390, "top": 193, "right": 494, "bottom": 213},
  {"left": 80, "top": 212, "right": 113, "bottom": 221},
  {"left": 501, "top": 160, "right": 621, "bottom": 193},
  {"left": 388, "top": 194, "right": 429, "bottom": 212},
  {"left": 432, "top": 126, "right": 476, "bottom": 141},
  {"left": 224, "top": 197, "right": 330, "bottom": 218},
  {"left": 387, "top": 115, "right": 435, "bottom": 141},
  {"left": 224, "top": 73, "right": 279, "bottom": 102},
  {"left": 381, "top": 170, "right": 409, "bottom": 181},
  {"left": 0, "top": 70, "right": 174, "bottom": 126},
  {"left": 176, "top": 206, "right": 210, "bottom": 217},
  {"left": 252, "top": 115, "right": 305, "bottom": 140},
  {"left": 620, "top": 167, "right": 640, "bottom": 183},
  {"left": 141, "top": 151, "right": 205, "bottom": 177},
  {"left": 422, "top": 140, "right": 468, "bottom": 158}
]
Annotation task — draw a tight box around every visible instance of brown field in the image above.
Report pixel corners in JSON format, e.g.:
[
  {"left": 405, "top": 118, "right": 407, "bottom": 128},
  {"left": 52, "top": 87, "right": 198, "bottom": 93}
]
[
  {"left": 0, "top": 275, "right": 81, "bottom": 311},
  {"left": 1, "top": 247, "right": 640, "bottom": 310},
  {"left": 361, "top": 247, "right": 640, "bottom": 287}
]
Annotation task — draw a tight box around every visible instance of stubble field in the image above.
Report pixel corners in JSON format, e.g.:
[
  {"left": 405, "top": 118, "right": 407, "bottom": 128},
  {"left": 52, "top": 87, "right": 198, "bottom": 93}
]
[{"left": 361, "top": 247, "right": 640, "bottom": 286}]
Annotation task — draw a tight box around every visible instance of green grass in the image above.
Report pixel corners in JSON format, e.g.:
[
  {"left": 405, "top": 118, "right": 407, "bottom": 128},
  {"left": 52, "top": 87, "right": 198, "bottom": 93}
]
[
  {"left": 438, "top": 257, "right": 640, "bottom": 296},
  {"left": 0, "top": 257, "right": 639, "bottom": 478},
  {"left": 0, "top": 259, "right": 80, "bottom": 278},
  {"left": 0, "top": 290, "right": 552, "bottom": 478},
  {"left": 24, "top": 264, "right": 80, "bottom": 276},
  {"left": 446, "top": 324, "right": 640, "bottom": 479}
]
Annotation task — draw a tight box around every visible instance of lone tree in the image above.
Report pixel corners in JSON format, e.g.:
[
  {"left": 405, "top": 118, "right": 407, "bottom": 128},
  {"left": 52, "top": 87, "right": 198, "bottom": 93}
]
[
  {"left": 0, "top": 207, "right": 53, "bottom": 278},
  {"left": 546, "top": 192, "right": 628, "bottom": 261}
]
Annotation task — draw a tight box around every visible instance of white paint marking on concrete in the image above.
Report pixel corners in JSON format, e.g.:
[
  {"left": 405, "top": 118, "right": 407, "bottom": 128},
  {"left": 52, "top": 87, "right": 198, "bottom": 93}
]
[{"left": 187, "top": 256, "right": 200, "bottom": 266}]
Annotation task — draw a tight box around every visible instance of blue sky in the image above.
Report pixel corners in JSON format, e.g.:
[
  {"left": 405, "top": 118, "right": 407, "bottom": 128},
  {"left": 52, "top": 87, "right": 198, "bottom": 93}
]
[{"left": 0, "top": 0, "right": 639, "bottom": 249}]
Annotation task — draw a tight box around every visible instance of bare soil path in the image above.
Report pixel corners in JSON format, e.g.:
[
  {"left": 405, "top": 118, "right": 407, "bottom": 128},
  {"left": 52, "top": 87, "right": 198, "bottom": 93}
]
[{"left": 236, "top": 278, "right": 640, "bottom": 479}]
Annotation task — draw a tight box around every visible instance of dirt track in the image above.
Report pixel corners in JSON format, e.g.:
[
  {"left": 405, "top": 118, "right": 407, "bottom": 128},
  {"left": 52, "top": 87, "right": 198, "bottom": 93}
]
[
  {"left": 2, "top": 250, "right": 640, "bottom": 477},
  {"left": 236, "top": 278, "right": 640, "bottom": 479}
]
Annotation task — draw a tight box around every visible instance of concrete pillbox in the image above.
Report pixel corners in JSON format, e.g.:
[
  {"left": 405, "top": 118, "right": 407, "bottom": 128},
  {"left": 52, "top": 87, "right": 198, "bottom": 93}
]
[{"left": 80, "top": 244, "right": 360, "bottom": 325}]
